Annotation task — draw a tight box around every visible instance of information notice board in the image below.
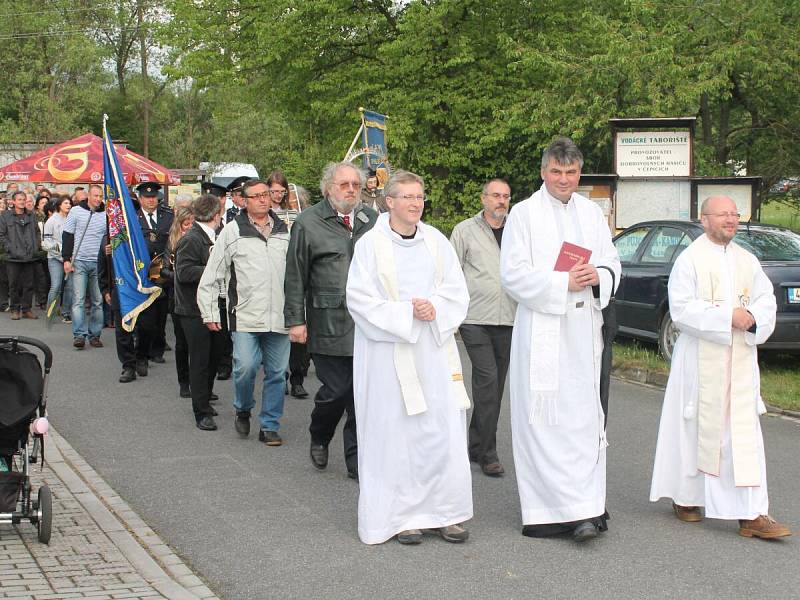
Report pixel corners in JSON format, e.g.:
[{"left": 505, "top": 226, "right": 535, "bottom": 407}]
[{"left": 615, "top": 131, "right": 691, "bottom": 177}]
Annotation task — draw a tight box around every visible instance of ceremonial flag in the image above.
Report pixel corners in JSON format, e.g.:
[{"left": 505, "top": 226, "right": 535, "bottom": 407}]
[
  {"left": 102, "top": 115, "right": 161, "bottom": 332},
  {"left": 344, "top": 108, "right": 389, "bottom": 180}
]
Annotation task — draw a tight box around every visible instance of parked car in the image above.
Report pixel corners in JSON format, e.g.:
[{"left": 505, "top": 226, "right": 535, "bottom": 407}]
[{"left": 612, "top": 220, "right": 800, "bottom": 361}]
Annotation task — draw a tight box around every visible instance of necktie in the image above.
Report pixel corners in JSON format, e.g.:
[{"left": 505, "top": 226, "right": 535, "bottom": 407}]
[
  {"left": 342, "top": 214, "right": 351, "bottom": 231},
  {"left": 148, "top": 213, "right": 157, "bottom": 230}
]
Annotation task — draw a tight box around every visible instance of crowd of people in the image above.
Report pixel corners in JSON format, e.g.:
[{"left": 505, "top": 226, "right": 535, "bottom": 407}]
[{"left": 0, "top": 137, "right": 791, "bottom": 547}]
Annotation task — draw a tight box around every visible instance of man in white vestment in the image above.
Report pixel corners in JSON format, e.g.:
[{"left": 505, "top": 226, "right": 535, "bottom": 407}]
[
  {"left": 346, "top": 170, "right": 473, "bottom": 545},
  {"left": 650, "top": 195, "right": 791, "bottom": 539},
  {"left": 500, "top": 137, "right": 620, "bottom": 543}
]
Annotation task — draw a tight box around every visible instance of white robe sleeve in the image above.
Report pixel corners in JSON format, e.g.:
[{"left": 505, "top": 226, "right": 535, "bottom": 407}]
[
  {"left": 744, "top": 256, "right": 777, "bottom": 346},
  {"left": 428, "top": 235, "right": 470, "bottom": 347},
  {"left": 668, "top": 252, "right": 732, "bottom": 345},
  {"left": 500, "top": 203, "right": 569, "bottom": 314},
  {"left": 346, "top": 235, "right": 419, "bottom": 344}
]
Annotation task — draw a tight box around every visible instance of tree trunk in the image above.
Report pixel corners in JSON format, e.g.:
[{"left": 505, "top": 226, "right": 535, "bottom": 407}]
[{"left": 138, "top": 0, "right": 150, "bottom": 157}]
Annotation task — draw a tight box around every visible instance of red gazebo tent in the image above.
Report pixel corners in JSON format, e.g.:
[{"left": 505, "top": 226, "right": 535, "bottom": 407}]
[{"left": 0, "top": 133, "right": 180, "bottom": 186}]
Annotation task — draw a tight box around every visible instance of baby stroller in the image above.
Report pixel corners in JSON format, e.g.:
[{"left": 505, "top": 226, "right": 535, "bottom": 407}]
[{"left": 0, "top": 335, "right": 53, "bottom": 544}]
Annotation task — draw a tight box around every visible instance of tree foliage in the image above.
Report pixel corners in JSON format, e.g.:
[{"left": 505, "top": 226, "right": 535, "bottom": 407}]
[{"left": 2, "top": 0, "right": 799, "bottom": 229}]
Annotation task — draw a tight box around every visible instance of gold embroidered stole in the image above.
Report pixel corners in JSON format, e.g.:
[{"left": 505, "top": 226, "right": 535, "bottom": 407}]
[{"left": 690, "top": 236, "right": 760, "bottom": 487}]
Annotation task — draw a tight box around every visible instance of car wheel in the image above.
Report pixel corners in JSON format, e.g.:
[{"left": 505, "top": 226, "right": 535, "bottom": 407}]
[{"left": 658, "top": 311, "right": 679, "bottom": 362}]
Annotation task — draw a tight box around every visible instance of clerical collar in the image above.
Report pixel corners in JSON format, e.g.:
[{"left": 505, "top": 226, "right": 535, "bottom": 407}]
[{"left": 391, "top": 225, "right": 417, "bottom": 239}]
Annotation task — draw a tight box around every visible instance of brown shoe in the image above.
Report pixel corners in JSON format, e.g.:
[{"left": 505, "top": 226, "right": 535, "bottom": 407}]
[
  {"left": 89, "top": 337, "right": 103, "bottom": 348},
  {"left": 481, "top": 462, "right": 505, "bottom": 477},
  {"left": 10, "top": 310, "right": 20, "bottom": 320},
  {"left": 739, "top": 515, "right": 792, "bottom": 539},
  {"left": 673, "top": 502, "right": 703, "bottom": 523},
  {"left": 21, "top": 310, "right": 38, "bottom": 319}
]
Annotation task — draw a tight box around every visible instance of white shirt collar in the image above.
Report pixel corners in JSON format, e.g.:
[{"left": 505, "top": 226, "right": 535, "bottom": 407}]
[{"left": 198, "top": 221, "right": 216, "bottom": 242}]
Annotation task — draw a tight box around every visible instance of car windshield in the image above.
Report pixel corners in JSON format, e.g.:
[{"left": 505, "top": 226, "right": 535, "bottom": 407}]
[{"left": 734, "top": 228, "right": 800, "bottom": 262}]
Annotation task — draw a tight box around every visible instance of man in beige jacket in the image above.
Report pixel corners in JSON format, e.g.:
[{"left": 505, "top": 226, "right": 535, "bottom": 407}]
[{"left": 450, "top": 179, "right": 517, "bottom": 476}]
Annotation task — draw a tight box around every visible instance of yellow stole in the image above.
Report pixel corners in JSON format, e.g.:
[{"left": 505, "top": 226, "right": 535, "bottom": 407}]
[{"left": 689, "top": 235, "right": 760, "bottom": 487}]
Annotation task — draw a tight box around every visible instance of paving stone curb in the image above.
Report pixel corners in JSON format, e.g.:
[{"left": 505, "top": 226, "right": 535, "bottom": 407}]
[
  {"left": 612, "top": 368, "right": 800, "bottom": 420},
  {"left": 44, "top": 428, "right": 221, "bottom": 600}
]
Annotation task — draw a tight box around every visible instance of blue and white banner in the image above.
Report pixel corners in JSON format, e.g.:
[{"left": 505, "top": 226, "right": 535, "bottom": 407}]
[{"left": 102, "top": 116, "right": 161, "bottom": 332}]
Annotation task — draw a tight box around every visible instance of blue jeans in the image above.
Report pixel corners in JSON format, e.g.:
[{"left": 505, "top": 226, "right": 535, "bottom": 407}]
[
  {"left": 47, "top": 258, "right": 72, "bottom": 317},
  {"left": 232, "top": 331, "right": 290, "bottom": 432},
  {"left": 70, "top": 259, "right": 103, "bottom": 339}
]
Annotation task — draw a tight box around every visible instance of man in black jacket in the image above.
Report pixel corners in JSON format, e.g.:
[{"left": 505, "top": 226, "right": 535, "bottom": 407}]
[
  {"left": 0, "top": 191, "right": 39, "bottom": 319},
  {"left": 284, "top": 161, "right": 378, "bottom": 479},
  {"left": 174, "top": 194, "right": 224, "bottom": 431},
  {"left": 135, "top": 182, "right": 174, "bottom": 370}
]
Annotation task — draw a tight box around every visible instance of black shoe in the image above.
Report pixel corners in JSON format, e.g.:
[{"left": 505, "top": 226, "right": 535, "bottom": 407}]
[
  {"left": 210, "top": 393, "right": 219, "bottom": 402},
  {"left": 573, "top": 521, "right": 598, "bottom": 542},
  {"left": 259, "top": 430, "right": 282, "bottom": 446},
  {"left": 310, "top": 443, "right": 328, "bottom": 470},
  {"left": 196, "top": 416, "right": 218, "bottom": 431},
  {"left": 150, "top": 355, "right": 165, "bottom": 364},
  {"left": 135, "top": 359, "right": 148, "bottom": 377},
  {"left": 216, "top": 368, "right": 231, "bottom": 381},
  {"left": 179, "top": 382, "right": 191, "bottom": 398},
  {"left": 290, "top": 384, "right": 309, "bottom": 398},
  {"left": 119, "top": 367, "right": 136, "bottom": 383},
  {"left": 235, "top": 412, "right": 250, "bottom": 436}
]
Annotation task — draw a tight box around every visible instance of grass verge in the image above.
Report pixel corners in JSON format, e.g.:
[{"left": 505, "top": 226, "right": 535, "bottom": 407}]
[{"left": 613, "top": 339, "right": 800, "bottom": 412}]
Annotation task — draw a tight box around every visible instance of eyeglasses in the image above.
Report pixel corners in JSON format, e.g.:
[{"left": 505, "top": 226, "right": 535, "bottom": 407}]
[
  {"left": 269, "top": 189, "right": 287, "bottom": 197},
  {"left": 484, "top": 192, "right": 511, "bottom": 200},
  {"left": 703, "top": 212, "right": 741, "bottom": 219},
  {"left": 333, "top": 181, "right": 361, "bottom": 191},
  {"left": 389, "top": 194, "right": 427, "bottom": 203},
  {"left": 245, "top": 192, "right": 271, "bottom": 200}
]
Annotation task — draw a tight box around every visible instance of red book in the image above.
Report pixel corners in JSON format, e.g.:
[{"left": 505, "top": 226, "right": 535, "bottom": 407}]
[{"left": 554, "top": 241, "right": 592, "bottom": 272}]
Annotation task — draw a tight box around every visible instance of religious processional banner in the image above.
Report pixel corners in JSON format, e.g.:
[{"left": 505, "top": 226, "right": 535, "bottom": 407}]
[
  {"left": 344, "top": 108, "right": 390, "bottom": 187},
  {"left": 102, "top": 117, "right": 161, "bottom": 332}
]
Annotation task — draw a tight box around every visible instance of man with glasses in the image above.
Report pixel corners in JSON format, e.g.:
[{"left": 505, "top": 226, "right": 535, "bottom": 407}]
[
  {"left": 284, "top": 161, "right": 377, "bottom": 480},
  {"left": 346, "top": 170, "right": 472, "bottom": 545},
  {"left": 650, "top": 195, "right": 791, "bottom": 539},
  {"left": 450, "top": 179, "right": 516, "bottom": 478},
  {"left": 198, "top": 179, "right": 291, "bottom": 446}
]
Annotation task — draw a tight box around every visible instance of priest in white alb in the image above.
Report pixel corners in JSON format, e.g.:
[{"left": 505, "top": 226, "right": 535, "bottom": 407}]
[
  {"left": 346, "top": 170, "right": 473, "bottom": 546},
  {"left": 500, "top": 137, "right": 620, "bottom": 543},
  {"left": 650, "top": 195, "right": 791, "bottom": 539}
]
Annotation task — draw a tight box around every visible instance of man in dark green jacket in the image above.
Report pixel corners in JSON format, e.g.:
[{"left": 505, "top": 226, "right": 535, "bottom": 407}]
[{"left": 284, "top": 161, "right": 377, "bottom": 480}]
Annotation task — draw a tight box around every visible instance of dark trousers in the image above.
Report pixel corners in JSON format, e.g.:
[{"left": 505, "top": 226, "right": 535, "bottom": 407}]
[
  {"left": 142, "top": 295, "right": 168, "bottom": 359},
  {"left": 309, "top": 353, "right": 357, "bottom": 471},
  {"left": 171, "top": 313, "right": 189, "bottom": 385},
  {"left": 33, "top": 259, "right": 48, "bottom": 307},
  {"left": 6, "top": 262, "right": 35, "bottom": 311},
  {"left": 134, "top": 301, "right": 162, "bottom": 362},
  {"left": 180, "top": 315, "right": 223, "bottom": 420},
  {"left": 217, "top": 298, "right": 233, "bottom": 375},
  {"left": 289, "top": 342, "right": 310, "bottom": 385},
  {"left": 113, "top": 308, "right": 136, "bottom": 369},
  {"left": 0, "top": 262, "right": 9, "bottom": 309},
  {"left": 460, "top": 324, "right": 513, "bottom": 465}
]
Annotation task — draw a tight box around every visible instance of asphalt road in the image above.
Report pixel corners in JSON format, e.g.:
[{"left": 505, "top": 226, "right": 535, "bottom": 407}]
[{"left": 4, "top": 316, "right": 799, "bottom": 599}]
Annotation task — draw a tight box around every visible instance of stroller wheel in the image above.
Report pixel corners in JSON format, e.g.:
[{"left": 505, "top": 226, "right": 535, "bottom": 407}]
[{"left": 36, "top": 485, "right": 52, "bottom": 544}]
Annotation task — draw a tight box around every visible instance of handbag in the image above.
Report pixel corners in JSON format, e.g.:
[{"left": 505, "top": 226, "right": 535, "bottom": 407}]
[{"left": 596, "top": 266, "right": 618, "bottom": 428}]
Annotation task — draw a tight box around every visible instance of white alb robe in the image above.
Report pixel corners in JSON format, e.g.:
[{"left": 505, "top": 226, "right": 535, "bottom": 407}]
[
  {"left": 500, "top": 187, "right": 620, "bottom": 525},
  {"left": 649, "top": 235, "right": 776, "bottom": 519},
  {"left": 346, "top": 214, "right": 473, "bottom": 544}
]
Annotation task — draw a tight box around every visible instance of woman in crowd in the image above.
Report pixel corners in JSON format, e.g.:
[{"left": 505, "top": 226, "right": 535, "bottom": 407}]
[
  {"left": 165, "top": 206, "right": 194, "bottom": 398},
  {"left": 42, "top": 195, "right": 73, "bottom": 322}
]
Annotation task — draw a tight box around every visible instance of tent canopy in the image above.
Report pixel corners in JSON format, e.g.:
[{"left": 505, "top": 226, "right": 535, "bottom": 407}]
[{"left": 0, "top": 134, "right": 180, "bottom": 186}]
